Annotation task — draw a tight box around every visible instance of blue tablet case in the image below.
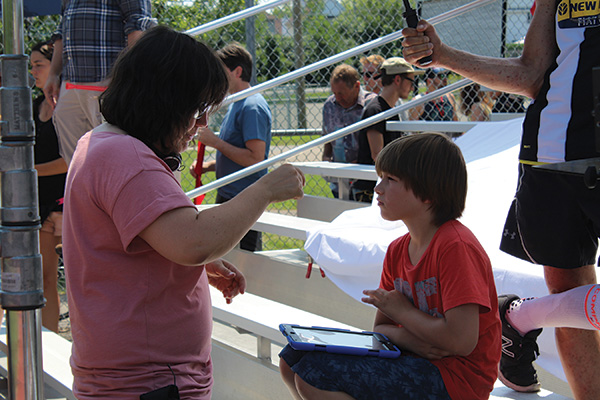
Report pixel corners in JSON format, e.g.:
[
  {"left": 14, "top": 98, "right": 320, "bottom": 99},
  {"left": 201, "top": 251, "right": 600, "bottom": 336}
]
[{"left": 279, "top": 324, "right": 401, "bottom": 359}]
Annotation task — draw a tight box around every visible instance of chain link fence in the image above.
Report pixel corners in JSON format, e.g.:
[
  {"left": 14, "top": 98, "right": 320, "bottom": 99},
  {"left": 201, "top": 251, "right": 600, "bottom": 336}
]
[{"left": 9, "top": 0, "right": 532, "bottom": 250}]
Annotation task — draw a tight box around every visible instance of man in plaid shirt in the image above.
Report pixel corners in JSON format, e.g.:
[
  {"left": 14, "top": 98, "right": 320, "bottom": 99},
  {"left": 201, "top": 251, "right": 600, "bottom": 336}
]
[{"left": 44, "top": 0, "right": 156, "bottom": 165}]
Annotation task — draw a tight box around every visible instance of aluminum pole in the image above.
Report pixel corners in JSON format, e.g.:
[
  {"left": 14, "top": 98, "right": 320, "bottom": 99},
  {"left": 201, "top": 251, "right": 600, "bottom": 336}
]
[
  {"left": 245, "top": 0, "right": 258, "bottom": 86},
  {"left": 293, "top": 0, "right": 306, "bottom": 129},
  {"left": 0, "top": 0, "right": 45, "bottom": 399},
  {"left": 186, "top": 79, "right": 473, "bottom": 199}
]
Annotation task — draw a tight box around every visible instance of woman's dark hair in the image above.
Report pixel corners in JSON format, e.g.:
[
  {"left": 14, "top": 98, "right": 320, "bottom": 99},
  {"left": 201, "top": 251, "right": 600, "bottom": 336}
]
[
  {"left": 100, "top": 26, "right": 229, "bottom": 153},
  {"left": 31, "top": 40, "right": 54, "bottom": 61}
]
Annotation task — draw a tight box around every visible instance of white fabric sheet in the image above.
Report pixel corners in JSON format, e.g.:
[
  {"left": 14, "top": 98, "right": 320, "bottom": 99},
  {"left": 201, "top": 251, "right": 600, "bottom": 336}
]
[{"left": 305, "top": 118, "right": 598, "bottom": 381}]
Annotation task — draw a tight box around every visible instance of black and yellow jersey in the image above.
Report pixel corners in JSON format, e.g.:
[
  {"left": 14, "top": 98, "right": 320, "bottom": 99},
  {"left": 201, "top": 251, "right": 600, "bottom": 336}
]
[{"left": 520, "top": 0, "right": 600, "bottom": 164}]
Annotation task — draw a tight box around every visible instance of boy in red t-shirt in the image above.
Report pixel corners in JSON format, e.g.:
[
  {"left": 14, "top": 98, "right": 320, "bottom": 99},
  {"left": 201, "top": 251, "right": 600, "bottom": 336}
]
[{"left": 280, "top": 133, "right": 501, "bottom": 400}]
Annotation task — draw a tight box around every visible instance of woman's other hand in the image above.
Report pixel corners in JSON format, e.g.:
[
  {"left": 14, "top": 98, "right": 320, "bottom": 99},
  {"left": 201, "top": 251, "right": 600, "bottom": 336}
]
[{"left": 205, "top": 258, "right": 246, "bottom": 304}]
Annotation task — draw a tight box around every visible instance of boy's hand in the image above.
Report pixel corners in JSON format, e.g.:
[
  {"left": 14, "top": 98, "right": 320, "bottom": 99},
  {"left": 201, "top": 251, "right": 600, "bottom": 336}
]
[
  {"left": 197, "top": 127, "right": 219, "bottom": 148},
  {"left": 189, "top": 159, "right": 198, "bottom": 179},
  {"left": 362, "top": 288, "right": 412, "bottom": 321}
]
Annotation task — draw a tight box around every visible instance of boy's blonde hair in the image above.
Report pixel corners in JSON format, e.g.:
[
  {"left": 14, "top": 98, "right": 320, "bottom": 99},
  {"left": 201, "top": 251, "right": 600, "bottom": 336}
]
[{"left": 375, "top": 133, "right": 467, "bottom": 227}]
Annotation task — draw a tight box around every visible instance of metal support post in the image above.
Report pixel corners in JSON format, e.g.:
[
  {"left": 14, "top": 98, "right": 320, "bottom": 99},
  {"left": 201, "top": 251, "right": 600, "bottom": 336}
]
[
  {"left": 0, "top": 0, "right": 45, "bottom": 399},
  {"left": 257, "top": 336, "right": 272, "bottom": 366},
  {"left": 245, "top": 0, "right": 258, "bottom": 86},
  {"left": 293, "top": 0, "right": 306, "bottom": 129},
  {"left": 500, "top": 0, "right": 507, "bottom": 57}
]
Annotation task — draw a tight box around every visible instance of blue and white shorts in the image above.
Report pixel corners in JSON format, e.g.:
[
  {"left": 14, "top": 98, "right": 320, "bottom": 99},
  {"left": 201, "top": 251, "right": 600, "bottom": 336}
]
[{"left": 279, "top": 345, "right": 451, "bottom": 400}]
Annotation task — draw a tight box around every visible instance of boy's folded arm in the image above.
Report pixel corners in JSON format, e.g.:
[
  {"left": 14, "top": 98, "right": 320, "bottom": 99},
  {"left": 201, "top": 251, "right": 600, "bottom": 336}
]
[
  {"left": 373, "top": 311, "right": 451, "bottom": 359},
  {"left": 365, "top": 289, "right": 479, "bottom": 356},
  {"left": 366, "top": 289, "right": 480, "bottom": 356},
  {"left": 397, "top": 303, "right": 480, "bottom": 356}
]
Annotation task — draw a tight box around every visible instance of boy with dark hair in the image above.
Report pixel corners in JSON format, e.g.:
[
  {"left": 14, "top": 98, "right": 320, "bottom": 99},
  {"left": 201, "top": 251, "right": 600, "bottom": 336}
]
[
  {"left": 191, "top": 41, "right": 271, "bottom": 251},
  {"left": 217, "top": 42, "right": 253, "bottom": 82},
  {"left": 280, "top": 133, "right": 501, "bottom": 400}
]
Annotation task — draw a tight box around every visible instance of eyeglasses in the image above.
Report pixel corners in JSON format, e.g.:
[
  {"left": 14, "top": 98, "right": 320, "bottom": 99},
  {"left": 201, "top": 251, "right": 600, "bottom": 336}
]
[
  {"left": 363, "top": 70, "right": 378, "bottom": 78},
  {"left": 193, "top": 109, "right": 207, "bottom": 122},
  {"left": 403, "top": 76, "right": 415, "bottom": 84},
  {"left": 191, "top": 109, "right": 208, "bottom": 128}
]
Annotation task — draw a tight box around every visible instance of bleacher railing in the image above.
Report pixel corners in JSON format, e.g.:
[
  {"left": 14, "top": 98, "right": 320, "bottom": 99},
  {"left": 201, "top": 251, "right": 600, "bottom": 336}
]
[{"left": 184, "top": 0, "right": 495, "bottom": 199}]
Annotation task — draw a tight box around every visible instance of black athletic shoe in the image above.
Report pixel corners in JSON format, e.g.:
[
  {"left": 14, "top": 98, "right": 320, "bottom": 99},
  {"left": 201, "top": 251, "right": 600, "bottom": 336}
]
[{"left": 498, "top": 294, "right": 543, "bottom": 392}]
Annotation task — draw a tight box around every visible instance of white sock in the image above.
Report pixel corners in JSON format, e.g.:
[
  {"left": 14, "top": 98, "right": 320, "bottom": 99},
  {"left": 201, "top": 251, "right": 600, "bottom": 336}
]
[{"left": 505, "top": 284, "right": 600, "bottom": 336}]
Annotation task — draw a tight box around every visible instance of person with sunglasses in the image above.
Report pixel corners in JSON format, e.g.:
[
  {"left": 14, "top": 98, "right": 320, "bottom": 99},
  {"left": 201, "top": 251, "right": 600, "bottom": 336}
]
[
  {"left": 410, "top": 68, "right": 459, "bottom": 138},
  {"left": 352, "top": 57, "right": 422, "bottom": 202},
  {"left": 359, "top": 54, "right": 385, "bottom": 94}
]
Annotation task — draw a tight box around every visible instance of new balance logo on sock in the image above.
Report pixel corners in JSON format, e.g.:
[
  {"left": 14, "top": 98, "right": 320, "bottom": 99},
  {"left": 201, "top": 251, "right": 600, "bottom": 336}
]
[{"left": 502, "top": 335, "right": 514, "bottom": 358}]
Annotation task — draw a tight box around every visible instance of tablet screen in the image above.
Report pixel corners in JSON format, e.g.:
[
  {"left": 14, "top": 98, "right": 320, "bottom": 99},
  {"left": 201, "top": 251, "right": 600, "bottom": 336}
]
[{"left": 291, "top": 327, "right": 388, "bottom": 350}]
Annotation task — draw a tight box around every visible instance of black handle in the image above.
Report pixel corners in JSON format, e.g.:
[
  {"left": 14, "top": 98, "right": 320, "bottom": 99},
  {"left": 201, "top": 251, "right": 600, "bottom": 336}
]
[
  {"left": 584, "top": 166, "right": 598, "bottom": 189},
  {"left": 403, "top": 7, "right": 432, "bottom": 66}
]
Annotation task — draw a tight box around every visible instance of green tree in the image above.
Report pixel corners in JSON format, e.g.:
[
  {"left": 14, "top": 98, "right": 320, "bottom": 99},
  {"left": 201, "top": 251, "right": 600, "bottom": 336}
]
[
  {"left": 153, "top": 0, "right": 247, "bottom": 50},
  {"left": 338, "top": 0, "right": 407, "bottom": 58}
]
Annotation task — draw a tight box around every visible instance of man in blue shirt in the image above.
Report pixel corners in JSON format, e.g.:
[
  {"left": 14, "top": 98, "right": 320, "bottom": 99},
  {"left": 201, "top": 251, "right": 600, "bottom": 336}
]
[
  {"left": 44, "top": 0, "right": 156, "bottom": 165},
  {"left": 196, "top": 43, "right": 272, "bottom": 251}
]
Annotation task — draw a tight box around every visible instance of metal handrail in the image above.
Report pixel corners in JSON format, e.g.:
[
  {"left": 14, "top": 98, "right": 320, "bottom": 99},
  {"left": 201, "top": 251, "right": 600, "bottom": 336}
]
[
  {"left": 222, "top": 0, "right": 495, "bottom": 107},
  {"left": 185, "top": 78, "right": 473, "bottom": 199},
  {"left": 184, "top": 0, "right": 292, "bottom": 36},
  {"left": 185, "top": 0, "right": 496, "bottom": 200}
]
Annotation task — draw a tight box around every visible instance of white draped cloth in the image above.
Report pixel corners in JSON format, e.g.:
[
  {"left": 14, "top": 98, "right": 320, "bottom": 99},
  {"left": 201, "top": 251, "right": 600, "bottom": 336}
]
[{"left": 305, "top": 118, "right": 596, "bottom": 382}]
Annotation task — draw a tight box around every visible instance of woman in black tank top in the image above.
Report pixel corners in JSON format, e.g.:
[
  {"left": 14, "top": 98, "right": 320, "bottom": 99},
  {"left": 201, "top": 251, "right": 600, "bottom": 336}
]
[{"left": 31, "top": 40, "right": 67, "bottom": 333}]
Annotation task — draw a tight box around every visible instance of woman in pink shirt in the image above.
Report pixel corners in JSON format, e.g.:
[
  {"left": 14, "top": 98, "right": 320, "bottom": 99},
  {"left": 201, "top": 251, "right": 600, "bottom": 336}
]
[{"left": 63, "top": 26, "right": 305, "bottom": 399}]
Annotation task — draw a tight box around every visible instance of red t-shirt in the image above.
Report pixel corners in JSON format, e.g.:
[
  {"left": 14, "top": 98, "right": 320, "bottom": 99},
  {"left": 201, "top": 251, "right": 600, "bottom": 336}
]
[
  {"left": 380, "top": 220, "right": 501, "bottom": 400},
  {"left": 64, "top": 124, "right": 213, "bottom": 399}
]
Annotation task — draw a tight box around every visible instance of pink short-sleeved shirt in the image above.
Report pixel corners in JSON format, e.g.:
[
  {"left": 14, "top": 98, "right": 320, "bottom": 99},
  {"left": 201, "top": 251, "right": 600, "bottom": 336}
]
[{"left": 63, "top": 123, "right": 213, "bottom": 399}]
